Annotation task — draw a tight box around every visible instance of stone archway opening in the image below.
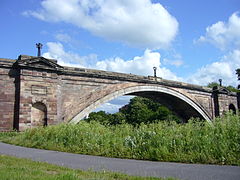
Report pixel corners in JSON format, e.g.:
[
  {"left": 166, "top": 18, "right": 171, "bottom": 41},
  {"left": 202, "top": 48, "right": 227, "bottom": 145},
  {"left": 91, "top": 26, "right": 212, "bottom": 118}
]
[
  {"left": 31, "top": 102, "right": 47, "bottom": 127},
  {"left": 70, "top": 86, "right": 211, "bottom": 124},
  {"left": 128, "top": 91, "right": 205, "bottom": 123},
  {"left": 229, "top": 104, "right": 236, "bottom": 114}
]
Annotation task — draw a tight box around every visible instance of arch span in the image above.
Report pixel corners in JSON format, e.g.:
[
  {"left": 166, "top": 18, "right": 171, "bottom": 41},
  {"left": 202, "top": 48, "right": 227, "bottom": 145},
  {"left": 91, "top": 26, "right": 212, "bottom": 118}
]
[{"left": 70, "top": 85, "right": 211, "bottom": 124}]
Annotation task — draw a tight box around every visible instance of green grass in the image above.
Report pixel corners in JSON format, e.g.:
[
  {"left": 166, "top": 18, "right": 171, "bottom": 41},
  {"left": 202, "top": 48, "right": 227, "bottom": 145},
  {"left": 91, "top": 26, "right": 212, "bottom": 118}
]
[
  {"left": 0, "top": 131, "right": 18, "bottom": 141},
  {"left": 1, "top": 113, "right": 240, "bottom": 166},
  {"left": 0, "top": 155, "right": 171, "bottom": 180}
]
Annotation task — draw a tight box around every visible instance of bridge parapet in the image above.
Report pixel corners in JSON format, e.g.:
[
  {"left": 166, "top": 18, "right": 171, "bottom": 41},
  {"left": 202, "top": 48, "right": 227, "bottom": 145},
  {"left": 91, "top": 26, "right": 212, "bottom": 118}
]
[
  {"left": 62, "top": 66, "right": 213, "bottom": 93},
  {"left": 0, "top": 56, "right": 235, "bottom": 96},
  {"left": 0, "top": 55, "right": 213, "bottom": 93}
]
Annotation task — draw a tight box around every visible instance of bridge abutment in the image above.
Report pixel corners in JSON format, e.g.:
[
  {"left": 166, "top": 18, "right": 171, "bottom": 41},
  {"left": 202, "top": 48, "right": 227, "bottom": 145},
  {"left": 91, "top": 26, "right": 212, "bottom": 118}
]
[{"left": 212, "top": 86, "right": 238, "bottom": 117}]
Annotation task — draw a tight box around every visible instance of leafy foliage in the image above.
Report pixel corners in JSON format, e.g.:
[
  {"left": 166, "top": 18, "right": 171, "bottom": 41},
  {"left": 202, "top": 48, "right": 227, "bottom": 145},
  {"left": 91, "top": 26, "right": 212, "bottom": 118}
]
[
  {"left": 236, "top": 68, "right": 240, "bottom": 81},
  {"left": 226, "top": 85, "right": 240, "bottom": 92},
  {"left": 2, "top": 113, "right": 240, "bottom": 165},
  {"left": 207, "top": 82, "right": 239, "bottom": 92},
  {"left": 207, "top": 82, "right": 219, "bottom": 88},
  {"left": 85, "top": 97, "right": 181, "bottom": 125}
]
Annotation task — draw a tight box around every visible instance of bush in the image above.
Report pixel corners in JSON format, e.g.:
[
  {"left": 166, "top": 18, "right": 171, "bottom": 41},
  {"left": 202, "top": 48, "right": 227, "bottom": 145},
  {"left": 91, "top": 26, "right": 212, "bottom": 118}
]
[
  {"left": 2, "top": 113, "right": 240, "bottom": 165},
  {"left": 85, "top": 97, "right": 181, "bottom": 125}
]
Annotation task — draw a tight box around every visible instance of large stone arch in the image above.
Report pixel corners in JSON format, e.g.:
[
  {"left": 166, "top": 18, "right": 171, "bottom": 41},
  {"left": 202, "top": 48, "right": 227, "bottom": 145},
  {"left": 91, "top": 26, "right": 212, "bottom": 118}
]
[{"left": 70, "top": 85, "right": 211, "bottom": 124}]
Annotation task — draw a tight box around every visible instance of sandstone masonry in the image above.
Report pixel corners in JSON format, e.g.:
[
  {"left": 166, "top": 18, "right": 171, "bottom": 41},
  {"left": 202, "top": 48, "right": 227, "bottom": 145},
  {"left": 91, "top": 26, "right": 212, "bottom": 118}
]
[{"left": 0, "top": 55, "right": 239, "bottom": 131}]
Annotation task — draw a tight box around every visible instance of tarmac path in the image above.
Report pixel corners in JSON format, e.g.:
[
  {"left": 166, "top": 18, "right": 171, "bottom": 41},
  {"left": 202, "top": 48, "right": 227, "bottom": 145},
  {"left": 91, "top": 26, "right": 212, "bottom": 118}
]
[{"left": 0, "top": 142, "right": 239, "bottom": 180}]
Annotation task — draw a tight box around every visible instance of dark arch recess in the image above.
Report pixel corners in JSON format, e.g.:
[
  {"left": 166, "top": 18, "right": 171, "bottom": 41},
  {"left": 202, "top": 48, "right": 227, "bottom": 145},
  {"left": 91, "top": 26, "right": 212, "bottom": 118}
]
[
  {"left": 32, "top": 102, "right": 48, "bottom": 126},
  {"left": 128, "top": 91, "right": 206, "bottom": 122},
  {"left": 229, "top": 104, "right": 236, "bottom": 114}
]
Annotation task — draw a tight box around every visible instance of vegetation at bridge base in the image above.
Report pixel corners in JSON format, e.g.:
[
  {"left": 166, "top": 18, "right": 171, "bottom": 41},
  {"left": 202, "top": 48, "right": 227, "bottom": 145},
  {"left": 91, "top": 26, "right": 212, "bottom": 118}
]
[
  {"left": 1, "top": 113, "right": 240, "bottom": 166},
  {"left": 85, "top": 97, "right": 182, "bottom": 126},
  {"left": 0, "top": 155, "right": 168, "bottom": 180}
]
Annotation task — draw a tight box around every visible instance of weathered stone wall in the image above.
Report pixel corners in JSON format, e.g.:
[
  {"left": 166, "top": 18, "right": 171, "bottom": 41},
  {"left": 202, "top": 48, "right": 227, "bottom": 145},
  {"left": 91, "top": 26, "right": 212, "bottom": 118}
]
[
  {"left": 18, "top": 68, "right": 59, "bottom": 131},
  {"left": 218, "top": 94, "right": 238, "bottom": 116},
  {"left": 59, "top": 74, "right": 139, "bottom": 122},
  {"left": 0, "top": 55, "right": 239, "bottom": 131},
  {"left": 0, "top": 59, "right": 16, "bottom": 131},
  {"left": 169, "top": 87, "right": 214, "bottom": 119}
]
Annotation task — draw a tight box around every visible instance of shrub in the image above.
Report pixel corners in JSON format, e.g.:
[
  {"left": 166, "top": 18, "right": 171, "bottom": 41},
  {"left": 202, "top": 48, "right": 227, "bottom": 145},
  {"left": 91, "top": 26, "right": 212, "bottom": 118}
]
[{"left": 2, "top": 113, "right": 240, "bottom": 165}]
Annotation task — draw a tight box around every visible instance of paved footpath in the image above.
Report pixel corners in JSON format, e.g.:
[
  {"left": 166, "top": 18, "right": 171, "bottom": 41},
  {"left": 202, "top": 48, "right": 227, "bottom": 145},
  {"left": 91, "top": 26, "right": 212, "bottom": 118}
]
[{"left": 0, "top": 142, "right": 240, "bottom": 180}]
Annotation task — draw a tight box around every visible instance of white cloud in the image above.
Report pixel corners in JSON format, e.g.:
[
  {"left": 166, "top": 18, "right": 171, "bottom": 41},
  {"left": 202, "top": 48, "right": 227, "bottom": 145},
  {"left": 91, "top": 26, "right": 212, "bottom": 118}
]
[
  {"left": 191, "top": 12, "right": 240, "bottom": 87},
  {"left": 95, "top": 49, "right": 180, "bottom": 80},
  {"left": 23, "top": 0, "right": 178, "bottom": 49},
  {"left": 93, "top": 102, "right": 122, "bottom": 114},
  {"left": 43, "top": 42, "right": 180, "bottom": 81},
  {"left": 187, "top": 49, "right": 240, "bottom": 86},
  {"left": 163, "top": 54, "right": 183, "bottom": 67},
  {"left": 55, "top": 33, "right": 73, "bottom": 43},
  {"left": 42, "top": 42, "right": 98, "bottom": 67},
  {"left": 94, "top": 96, "right": 134, "bottom": 113},
  {"left": 167, "top": 59, "right": 183, "bottom": 67},
  {"left": 54, "top": 33, "right": 82, "bottom": 48},
  {"left": 197, "top": 12, "right": 240, "bottom": 50}
]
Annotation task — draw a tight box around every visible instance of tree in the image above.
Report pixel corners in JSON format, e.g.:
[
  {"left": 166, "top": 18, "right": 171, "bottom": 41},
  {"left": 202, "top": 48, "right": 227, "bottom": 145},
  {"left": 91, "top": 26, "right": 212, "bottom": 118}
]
[
  {"left": 236, "top": 69, "right": 240, "bottom": 89},
  {"left": 120, "top": 97, "right": 180, "bottom": 125},
  {"left": 85, "top": 97, "right": 181, "bottom": 126},
  {"left": 207, "top": 81, "right": 239, "bottom": 93},
  {"left": 85, "top": 111, "right": 112, "bottom": 125},
  {"left": 236, "top": 69, "right": 240, "bottom": 80},
  {"left": 125, "top": 99, "right": 153, "bottom": 125},
  {"left": 110, "top": 112, "right": 126, "bottom": 125},
  {"left": 226, "top": 85, "right": 240, "bottom": 93},
  {"left": 207, "top": 82, "right": 219, "bottom": 88}
]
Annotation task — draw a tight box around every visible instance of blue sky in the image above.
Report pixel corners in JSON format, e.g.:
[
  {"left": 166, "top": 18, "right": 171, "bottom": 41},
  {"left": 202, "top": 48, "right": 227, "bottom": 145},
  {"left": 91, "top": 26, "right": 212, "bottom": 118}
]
[{"left": 1, "top": 0, "right": 240, "bottom": 113}]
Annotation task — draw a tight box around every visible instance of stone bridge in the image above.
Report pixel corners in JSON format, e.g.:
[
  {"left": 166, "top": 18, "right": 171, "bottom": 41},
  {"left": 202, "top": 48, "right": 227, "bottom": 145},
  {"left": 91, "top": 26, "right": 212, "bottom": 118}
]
[{"left": 0, "top": 55, "right": 238, "bottom": 131}]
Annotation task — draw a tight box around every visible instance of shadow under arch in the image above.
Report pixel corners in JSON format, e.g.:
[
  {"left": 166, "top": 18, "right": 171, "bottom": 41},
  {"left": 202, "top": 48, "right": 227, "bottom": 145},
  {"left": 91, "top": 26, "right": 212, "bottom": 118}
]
[
  {"left": 31, "top": 102, "right": 48, "bottom": 127},
  {"left": 229, "top": 104, "right": 236, "bottom": 114},
  {"left": 70, "top": 86, "right": 211, "bottom": 124}
]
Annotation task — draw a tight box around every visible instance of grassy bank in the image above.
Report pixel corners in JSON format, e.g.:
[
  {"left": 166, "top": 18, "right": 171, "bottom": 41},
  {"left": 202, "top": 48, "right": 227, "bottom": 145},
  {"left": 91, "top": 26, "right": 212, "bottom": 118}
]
[
  {"left": 1, "top": 113, "right": 240, "bottom": 165},
  {"left": 0, "top": 155, "right": 167, "bottom": 180}
]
